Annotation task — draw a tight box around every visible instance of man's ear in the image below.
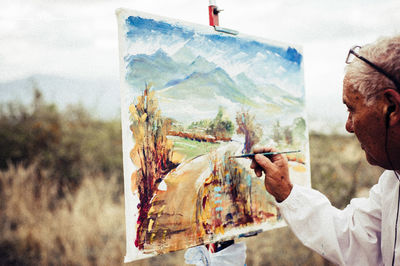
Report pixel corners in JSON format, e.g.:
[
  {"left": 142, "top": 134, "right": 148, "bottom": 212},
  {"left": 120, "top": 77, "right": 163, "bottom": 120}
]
[{"left": 383, "top": 89, "right": 400, "bottom": 127}]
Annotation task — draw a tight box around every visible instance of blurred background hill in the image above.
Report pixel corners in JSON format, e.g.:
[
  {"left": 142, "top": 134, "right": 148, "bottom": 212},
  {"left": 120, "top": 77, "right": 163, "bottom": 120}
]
[
  {"left": 0, "top": 87, "right": 383, "bottom": 265},
  {"left": 0, "top": 75, "right": 120, "bottom": 120}
]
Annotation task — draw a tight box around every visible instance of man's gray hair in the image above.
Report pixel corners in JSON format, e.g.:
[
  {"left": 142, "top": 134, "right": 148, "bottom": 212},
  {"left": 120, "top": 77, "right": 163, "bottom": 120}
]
[{"left": 345, "top": 35, "right": 400, "bottom": 105}]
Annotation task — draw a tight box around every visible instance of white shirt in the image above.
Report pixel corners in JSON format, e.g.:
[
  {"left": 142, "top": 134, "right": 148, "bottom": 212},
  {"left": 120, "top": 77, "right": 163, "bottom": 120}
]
[{"left": 277, "top": 170, "right": 400, "bottom": 265}]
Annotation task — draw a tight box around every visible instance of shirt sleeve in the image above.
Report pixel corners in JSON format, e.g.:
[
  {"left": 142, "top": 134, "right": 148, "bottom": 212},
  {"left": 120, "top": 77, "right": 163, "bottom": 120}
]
[{"left": 276, "top": 183, "right": 383, "bottom": 265}]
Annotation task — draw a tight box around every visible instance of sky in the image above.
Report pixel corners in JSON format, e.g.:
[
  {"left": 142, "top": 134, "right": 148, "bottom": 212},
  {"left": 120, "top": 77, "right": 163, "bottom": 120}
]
[{"left": 1, "top": 0, "right": 400, "bottom": 133}]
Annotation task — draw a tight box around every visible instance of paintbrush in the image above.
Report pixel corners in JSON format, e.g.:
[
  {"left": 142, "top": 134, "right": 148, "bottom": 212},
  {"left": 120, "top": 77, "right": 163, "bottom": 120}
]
[{"left": 229, "top": 150, "right": 301, "bottom": 159}]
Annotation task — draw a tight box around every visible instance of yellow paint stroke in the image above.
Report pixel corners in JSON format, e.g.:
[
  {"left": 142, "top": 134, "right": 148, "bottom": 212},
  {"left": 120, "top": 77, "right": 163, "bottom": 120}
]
[
  {"left": 130, "top": 171, "right": 138, "bottom": 193},
  {"left": 148, "top": 205, "right": 156, "bottom": 216},
  {"left": 148, "top": 219, "right": 154, "bottom": 232},
  {"left": 157, "top": 205, "right": 165, "bottom": 217},
  {"left": 215, "top": 225, "right": 225, "bottom": 235},
  {"left": 292, "top": 164, "right": 307, "bottom": 172},
  {"left": 204, "top": 174, "right": 213, "bottom": 185},
  {"left": 264, "top": 103, "right": 282, "bottom": 113},
  {"left": 150, "top": 233, "right": 156, "bottom": 243},
  {"left": 162, "top": 229, "right": 168, "bottom": 241},
  {"left": 171, "top": 151, "right": 185, "bottom": 164}
]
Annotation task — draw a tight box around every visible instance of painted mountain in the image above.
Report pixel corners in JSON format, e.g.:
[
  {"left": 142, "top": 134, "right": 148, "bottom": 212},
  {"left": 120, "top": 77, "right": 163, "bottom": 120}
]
[
  {"left": 117, "top": 9, "right": 310, "bottom": 263},
  {"left": 124, "top": 47, "right": 304, "bottom": 126}
]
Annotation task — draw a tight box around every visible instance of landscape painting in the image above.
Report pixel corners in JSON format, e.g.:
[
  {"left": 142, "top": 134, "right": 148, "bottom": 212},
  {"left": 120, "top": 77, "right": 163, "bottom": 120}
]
[{"left": 117, "top": 9, "right": 310, "bottom": 262}]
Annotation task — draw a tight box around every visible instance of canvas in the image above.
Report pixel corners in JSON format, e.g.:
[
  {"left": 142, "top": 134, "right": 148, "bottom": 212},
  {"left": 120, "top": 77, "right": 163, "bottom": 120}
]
[{"left": 117, "top": 8, "right": 311, "bottom": 262}]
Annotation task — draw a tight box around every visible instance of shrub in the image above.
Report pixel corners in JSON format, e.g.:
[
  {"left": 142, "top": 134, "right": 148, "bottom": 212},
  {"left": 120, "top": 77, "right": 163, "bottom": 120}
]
[{"left": 0, "top": 89, "right": 123, "bottom": 193}]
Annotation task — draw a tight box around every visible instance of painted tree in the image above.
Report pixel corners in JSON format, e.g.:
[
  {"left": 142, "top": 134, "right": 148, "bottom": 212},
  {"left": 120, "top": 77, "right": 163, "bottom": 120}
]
[
  {"left": 292, "top": 117, "right": 306, "bottom": 145},
  {"left": 272, "top": 120, "right": 282, "bottom": 144},
  {"left": 236, "top": 110, "right": 262, "bottom": 154},
  {"left": 211, "top": 108, "right": 234, "bottom": 139},
  {"left": 129, "top": 83, "right": 175, "bottom": 248},
  {"left": 272, "top": 117, "right": 306, "bottom": 146}
]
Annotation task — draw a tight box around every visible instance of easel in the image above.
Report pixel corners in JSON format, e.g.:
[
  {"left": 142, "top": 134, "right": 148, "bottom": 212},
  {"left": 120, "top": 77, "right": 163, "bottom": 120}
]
[{"left": 205, "top": 0, "right": 258, "bottom": 254}]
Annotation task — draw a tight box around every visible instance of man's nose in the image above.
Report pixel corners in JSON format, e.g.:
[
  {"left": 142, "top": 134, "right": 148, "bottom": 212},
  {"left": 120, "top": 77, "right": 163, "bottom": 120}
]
[{"left": 345, "top": 115, "right": 354, "bottom": 133}]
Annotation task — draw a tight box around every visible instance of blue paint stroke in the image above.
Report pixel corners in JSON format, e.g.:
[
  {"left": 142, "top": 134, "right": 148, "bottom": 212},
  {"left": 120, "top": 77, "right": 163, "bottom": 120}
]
[
  {"left": 225, "top": 174, "right": 230, "bottom": 185},
  {"left": 215, "top": 200, "right": 222, "bottom": 204},
  {"left": 206, "top": 34, "right": 302, "bottom": 65},
  {"left": 214, "top": 193, "right": 222, "bottom": 198},
  {"left": 246, "top": 174, "right": 252, "bottom": 186},
  {"left": 164, "top": 78, "right": 184, "bottom": 87},
  {"left": 214, "top": 187, "right": 221, "bottom": 192},
  {"left": 209, "top": 159, "right": 213, "bottom": 172},
  {"left": 125, "top": 16, "right": 302, "bottom": 66},
  {"left": 215, "top": 207, "right": 223, "bottom": 212},
  {"left": 126, "top": 16, "right": 194, "bottom": 40}
]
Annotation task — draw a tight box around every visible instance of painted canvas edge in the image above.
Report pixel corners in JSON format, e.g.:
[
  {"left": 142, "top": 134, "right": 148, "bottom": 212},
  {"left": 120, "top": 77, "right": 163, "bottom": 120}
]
[
  {"left": 115, "top": 7, "right": 311, "bottom": 263},
  {"left": 116, "top": 8, "right": 304, "bottom": 54},
  {"left": 116, "top": 9, "right": 152, "bottom": 263}
]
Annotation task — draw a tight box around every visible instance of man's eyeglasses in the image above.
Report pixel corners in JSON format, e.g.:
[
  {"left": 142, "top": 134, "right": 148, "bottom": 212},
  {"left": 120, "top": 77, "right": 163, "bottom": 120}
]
[{"left": 346, "top": 45, "right": 400, "bottom": 92}]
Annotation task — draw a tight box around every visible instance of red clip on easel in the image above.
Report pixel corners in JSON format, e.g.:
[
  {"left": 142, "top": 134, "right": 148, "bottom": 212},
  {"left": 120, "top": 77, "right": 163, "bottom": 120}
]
[{"left": 208, "top": 0, "right": 238, "bottom": 35}]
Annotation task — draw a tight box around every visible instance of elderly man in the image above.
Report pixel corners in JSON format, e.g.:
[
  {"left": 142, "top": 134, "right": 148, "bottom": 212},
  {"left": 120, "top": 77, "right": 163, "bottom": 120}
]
[{"left": 251, "top": 35, "right": 400, "bottom": 265}]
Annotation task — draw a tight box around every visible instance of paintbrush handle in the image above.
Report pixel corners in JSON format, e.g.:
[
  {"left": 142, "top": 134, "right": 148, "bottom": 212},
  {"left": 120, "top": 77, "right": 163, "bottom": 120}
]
[{"left": 230, "top": 150, "right": 301, "bottom": 159}]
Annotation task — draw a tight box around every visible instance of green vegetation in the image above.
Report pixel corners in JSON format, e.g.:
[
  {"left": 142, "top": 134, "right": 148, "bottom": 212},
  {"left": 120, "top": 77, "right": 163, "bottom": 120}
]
[
  {"left": 207, "top": 106, "right": 234, "bottom": 139},
  {"left": 0, "top": 89, "right": 122, "bottom": 193},
  {"left": 188, "top": 106, "right": 234, "bottom": 139},
  {"left": 169, "top": 136, "right": 220, "bottom": 159}
]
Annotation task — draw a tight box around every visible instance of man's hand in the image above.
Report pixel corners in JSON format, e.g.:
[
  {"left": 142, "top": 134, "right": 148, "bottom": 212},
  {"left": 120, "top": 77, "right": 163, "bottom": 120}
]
[{"left": 250, "top": 147, "right": 293, "bottom": 202}]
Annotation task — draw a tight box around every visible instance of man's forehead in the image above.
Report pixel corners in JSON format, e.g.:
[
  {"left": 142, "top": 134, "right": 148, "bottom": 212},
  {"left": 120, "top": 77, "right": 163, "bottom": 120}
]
[
  {"left": 342, "top": 94, "right": 351, "bottom": 106},
  {"left": 342, "top": 77, "right": 362, "bottom": 105},
  {"left": 343, "top": 74, "right": 355, "bottom": 90},
  {"left": 342, "top": 77, "right": 353, "bottom": 103}
]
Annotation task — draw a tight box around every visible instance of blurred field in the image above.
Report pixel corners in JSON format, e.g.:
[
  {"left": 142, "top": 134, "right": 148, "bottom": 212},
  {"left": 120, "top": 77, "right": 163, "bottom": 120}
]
[{"left": 0, "top": 91, "right": 383, "bottom": 265}]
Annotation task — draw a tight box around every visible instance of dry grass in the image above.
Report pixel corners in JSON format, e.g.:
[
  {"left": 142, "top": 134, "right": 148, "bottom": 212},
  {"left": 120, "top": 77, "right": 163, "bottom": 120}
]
[
  {"left": 0, "top": 133, "right": 383, "bottom": 265},
  {"left": 0, "top": 164, "right": 125, "bottom": 266}
]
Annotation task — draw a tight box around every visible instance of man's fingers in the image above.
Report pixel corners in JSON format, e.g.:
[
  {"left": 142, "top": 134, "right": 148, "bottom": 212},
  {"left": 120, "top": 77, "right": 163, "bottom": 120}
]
[
  {"left": 251, "top": 158, "right": 265, "bottom": 178},
  {"left": 252, "top": 147, "right": 277, "bottom": 154},
  {"left": 255, "top": 167, "right": 262, "bottom": 177},
  {"left": 251, "top": 147, "right": 284, "bottom": 179},
  {"left": 249, "top": 146, "right": 292, "bottom": 202},
  {"left": 254, "top": 154, "right": 274, "bottom": 171},
  {"left": 250, "top": 159, "right": 256, "bottom": 169}
]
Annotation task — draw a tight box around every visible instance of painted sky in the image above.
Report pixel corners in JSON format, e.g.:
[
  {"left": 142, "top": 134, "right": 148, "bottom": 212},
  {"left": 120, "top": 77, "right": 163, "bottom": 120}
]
[
  {"left": 125, "top": 16, "right": 302, "bottom": 64},
  {"left": 124, "top": 16, "right": 304, "bottom": 97},
  {"left": 1, "top": 0, "right": 400, "bottom": 133},
  {"left": 122, "top": 14, "right": 306, "bottom": 129}
]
